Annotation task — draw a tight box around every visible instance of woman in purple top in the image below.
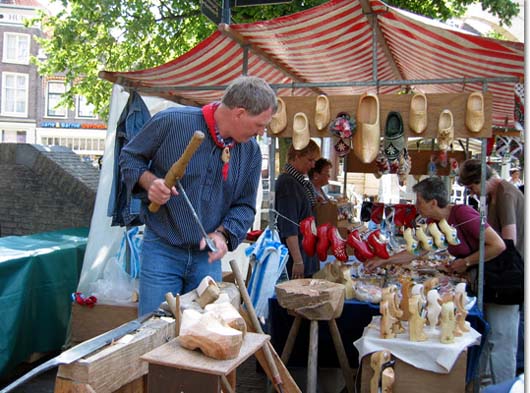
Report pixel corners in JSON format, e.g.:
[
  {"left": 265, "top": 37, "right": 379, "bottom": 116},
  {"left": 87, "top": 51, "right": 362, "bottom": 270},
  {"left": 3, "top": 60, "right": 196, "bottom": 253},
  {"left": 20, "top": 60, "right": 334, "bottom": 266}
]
[{"left": 364, "top": 176, "right": 505, "bottom": 272}]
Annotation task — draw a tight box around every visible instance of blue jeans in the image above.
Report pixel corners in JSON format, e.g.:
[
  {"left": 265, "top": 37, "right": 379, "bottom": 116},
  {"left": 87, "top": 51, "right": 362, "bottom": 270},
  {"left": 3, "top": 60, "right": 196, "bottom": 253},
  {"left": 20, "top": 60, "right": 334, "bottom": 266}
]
[
  {"left": 138, "top": 227, "right": 222, "bottom": 316},
  {"left": 483, "top": 303, "right": 520, "bottom": 384}
]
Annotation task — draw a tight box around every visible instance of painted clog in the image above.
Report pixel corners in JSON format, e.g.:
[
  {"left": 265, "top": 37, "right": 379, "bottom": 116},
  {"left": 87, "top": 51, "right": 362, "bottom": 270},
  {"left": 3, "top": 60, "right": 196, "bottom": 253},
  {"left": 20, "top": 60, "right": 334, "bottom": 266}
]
[
  {"left": 437, "top": 109, "right": 454, "bottom": 151},
  {"left": 383, "top": 111, "right": 404, "bottom": 161}
]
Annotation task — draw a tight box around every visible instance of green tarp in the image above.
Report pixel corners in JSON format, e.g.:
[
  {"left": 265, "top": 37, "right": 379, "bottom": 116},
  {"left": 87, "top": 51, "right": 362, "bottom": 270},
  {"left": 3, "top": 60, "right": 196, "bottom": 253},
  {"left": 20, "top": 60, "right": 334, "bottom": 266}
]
[{"left": 0, "top": 228, "right": 88, "bottom": 377}]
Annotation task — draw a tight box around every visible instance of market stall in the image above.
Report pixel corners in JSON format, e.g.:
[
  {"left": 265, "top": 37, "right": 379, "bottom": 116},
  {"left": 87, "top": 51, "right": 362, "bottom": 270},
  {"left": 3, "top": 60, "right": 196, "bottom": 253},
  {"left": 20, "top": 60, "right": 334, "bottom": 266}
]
[{"left": 70, "top": 0, "right": 523, "bottom": 391}]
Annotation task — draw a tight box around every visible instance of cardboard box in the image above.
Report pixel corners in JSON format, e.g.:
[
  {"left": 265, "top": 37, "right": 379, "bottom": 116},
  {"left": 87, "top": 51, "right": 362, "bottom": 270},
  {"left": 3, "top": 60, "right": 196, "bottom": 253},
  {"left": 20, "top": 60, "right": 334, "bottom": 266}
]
[
  {"left": 315, "top": 201, "right": 338, "bottom": 227},
  {"left": 71, "top": 301, "right": 138, "bottom": 344},
  {"left": 360, "top": 349, "right": 467, "bottom": 393}
]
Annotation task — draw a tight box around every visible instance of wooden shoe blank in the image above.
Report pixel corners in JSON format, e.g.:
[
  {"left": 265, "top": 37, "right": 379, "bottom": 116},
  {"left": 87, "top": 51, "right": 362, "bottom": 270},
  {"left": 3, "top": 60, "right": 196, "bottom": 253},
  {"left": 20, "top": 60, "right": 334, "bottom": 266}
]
[
  {"left": 292, "top": 112, "right": 310, "bottom": 150},
  {"left": 354, "top": 93, "right": 380, "bottom": 163},
  {"left": 314, "top": 94, "right": 331, "bottom": 130},
  {"left": 465, "top": 92, "right": 485, "bottom": 133},
  {"left": 269, "top": 97, "right": 287, "bottom": 134},
  {"left": 437, "top": 109, "right": 454, "bottom": 151},
  {"left": 409, "top": 92, "right": 427, "bottom": 134},
  {"left": 178, "top": 309, "right": 244, "bottom": 360}
]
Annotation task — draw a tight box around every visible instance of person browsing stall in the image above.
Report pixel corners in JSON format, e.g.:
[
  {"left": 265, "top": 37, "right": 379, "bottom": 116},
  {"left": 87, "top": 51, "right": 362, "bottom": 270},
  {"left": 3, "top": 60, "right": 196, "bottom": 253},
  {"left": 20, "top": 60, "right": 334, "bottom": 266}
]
[
  {"left": 119, "top": 76, "right": 277, "bottom": 315},
  {"left": 364, "top": 176, "right": 505, "bottom": 272},
  {"left": 308, "top": 157, "right": 333, "bottom": 203},
  {"left": 275, "top": 140, "right": 321, "bottom": 279},
  {"left": 458, "top": 159, "right": 524, "bottom": 385}
]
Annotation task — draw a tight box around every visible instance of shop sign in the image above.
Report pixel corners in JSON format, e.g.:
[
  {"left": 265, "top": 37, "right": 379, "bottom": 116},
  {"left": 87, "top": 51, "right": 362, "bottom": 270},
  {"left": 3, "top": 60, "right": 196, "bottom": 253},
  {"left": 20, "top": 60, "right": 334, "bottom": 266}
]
[{"left": 40, "top": 121, "right": 106, "bottom": 129}]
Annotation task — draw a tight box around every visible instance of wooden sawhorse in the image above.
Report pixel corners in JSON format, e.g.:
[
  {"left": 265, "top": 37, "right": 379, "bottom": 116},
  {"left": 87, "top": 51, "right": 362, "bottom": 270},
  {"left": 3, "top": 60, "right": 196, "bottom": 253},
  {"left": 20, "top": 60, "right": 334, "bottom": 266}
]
[{"left": 141, "top": 332, "right": 269, "bottom": 393}]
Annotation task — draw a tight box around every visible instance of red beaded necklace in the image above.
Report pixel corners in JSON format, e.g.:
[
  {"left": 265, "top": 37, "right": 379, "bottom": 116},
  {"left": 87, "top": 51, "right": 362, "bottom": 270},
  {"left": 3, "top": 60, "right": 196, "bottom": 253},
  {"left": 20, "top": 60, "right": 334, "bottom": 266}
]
[{"left": 202, "top": 102, "right": 235, "bottom": 181}]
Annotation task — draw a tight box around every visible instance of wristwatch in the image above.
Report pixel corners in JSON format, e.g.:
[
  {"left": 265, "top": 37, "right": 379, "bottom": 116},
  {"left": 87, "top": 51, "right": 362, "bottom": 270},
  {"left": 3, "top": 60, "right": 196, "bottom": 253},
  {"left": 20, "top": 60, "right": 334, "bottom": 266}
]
[{"left": 215, "top": 228, "right": 229, "bottom": 245}]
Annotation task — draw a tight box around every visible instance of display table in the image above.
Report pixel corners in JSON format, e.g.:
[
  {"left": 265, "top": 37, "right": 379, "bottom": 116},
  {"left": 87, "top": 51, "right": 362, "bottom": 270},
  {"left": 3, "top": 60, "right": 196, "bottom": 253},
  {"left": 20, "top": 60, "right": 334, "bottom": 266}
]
[
  {"left": 354, "top": 316, "right": 481, "bottom": 393},
  {"left": 268, "top": 297, "right": 488, "bottom": 383},
  {"left": 0, "top": 228, "right": 88, "bottom": 377}
]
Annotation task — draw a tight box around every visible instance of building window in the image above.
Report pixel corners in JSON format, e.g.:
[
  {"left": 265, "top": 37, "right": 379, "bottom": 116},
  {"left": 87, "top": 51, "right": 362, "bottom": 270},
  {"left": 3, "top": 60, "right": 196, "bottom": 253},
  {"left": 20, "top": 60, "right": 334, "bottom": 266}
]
[
  {"left": 46, "top": 81, "right": 68, "bottom": 118},
  {"left": 76, "top": 95, "right": 97, "bottom": 119},
  {"left": 3, "top": 33, "right": 30, "bottom": 64},
  {"left": 1, "top": 72, "right": 29, "bottom": 117}
]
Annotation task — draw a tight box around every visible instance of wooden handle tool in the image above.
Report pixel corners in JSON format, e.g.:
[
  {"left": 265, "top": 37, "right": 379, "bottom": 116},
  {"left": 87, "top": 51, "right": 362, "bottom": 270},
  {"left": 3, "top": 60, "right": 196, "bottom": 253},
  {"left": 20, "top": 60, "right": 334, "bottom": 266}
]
[{"left": 148, "top": 131, "right": 205, "bottom": 213}]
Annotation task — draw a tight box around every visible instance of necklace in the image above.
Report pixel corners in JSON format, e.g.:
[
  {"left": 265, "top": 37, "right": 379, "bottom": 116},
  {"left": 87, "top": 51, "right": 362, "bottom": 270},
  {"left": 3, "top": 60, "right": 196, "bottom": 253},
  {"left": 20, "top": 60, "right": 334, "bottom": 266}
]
[{"left": 202, "top": 102, "right": 235, "bottom": 181}]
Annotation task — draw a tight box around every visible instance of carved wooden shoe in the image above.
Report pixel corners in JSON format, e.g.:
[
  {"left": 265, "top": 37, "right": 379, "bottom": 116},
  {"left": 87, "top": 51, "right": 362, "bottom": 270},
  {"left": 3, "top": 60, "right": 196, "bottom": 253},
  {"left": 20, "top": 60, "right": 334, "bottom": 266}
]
[
  {"left": 179, "top": 309, "right": 243, "bottom": 360},
  {"left": 438, "top": 218, "right": 460, "bottom": 245},
  {"left": 403, "top": 227, "right": 420, "bottom": 255},
  {"left": 367, "top": 229, "right": 389, "bottom": 259},
  {"left": 316, "top": 223, "right": 332, "bottom": 261},
  {"left": 347, "top": 229, "right": 374, "bottom": 261},
  {"left": 328, "top": 226, "right": 348, "bottom": 262},
  {"left": 354, "top": 93, "right": 380, "bottom": 163},
  {"left": 300, "top": 216, "right": 317, "bottom": 257},
  {"left": 465, "top": 92, "right": 484, "bottom": 133},
  {"left": 415, "top": 225, "right": 434, "bottom": 251},
  {"left": 315, "top": 94, "right": 331, "bottom": 131},
  {"left": 437, "top": 109, "right": 454, "bottom": 151},
  {"left": 269, "top": 97, "right": 287, "bottom": 134},
  {"left": 292, "top": 112, "right": 310, "bottom": 150},
  {"left": 409, "top": 92, "right": 427, "bottom": 134},
  {"left": 383, "top": 111, "right": 404, "bottom": 161},
  {"left": 428, "top": 222, "right": 447, "bottom": 249}
]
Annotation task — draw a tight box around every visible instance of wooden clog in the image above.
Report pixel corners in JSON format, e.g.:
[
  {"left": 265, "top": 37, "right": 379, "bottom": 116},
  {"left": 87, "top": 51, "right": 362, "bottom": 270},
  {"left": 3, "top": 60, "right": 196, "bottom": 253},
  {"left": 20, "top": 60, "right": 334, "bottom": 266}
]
[
  {"left": 465, "top": 92, "right": 484, "bottom": 133},
  {"left": 409, "top": 92, "right": 427, "bottom": 134},
  {"left": 314, "top": 94, "right": 331, "bottom": 131},
  {"left": 353, "top": 93, "right": 380, "bottom": 163},
  {"left": 269, "top": 97, "right": 287, "bottom": 134},
  {"left": 292, "top": 112, "right": 310, "bottom": 150},
  {"left": 437, "top": 109, "right": 454, "bottom": 151}
]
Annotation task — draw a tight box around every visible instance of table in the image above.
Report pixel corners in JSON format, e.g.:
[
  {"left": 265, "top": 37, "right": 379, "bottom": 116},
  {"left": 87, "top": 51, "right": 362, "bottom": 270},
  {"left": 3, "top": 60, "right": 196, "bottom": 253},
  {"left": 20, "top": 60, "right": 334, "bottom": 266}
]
[
  {"left": 142, "top": 332, "right": 269, "bottom": 393},
  {"left": 0, "top": 228, "right": 88, "bottom": 377},
  {"left": 268, "top": 297, "right": 488, "bottom": 383}
]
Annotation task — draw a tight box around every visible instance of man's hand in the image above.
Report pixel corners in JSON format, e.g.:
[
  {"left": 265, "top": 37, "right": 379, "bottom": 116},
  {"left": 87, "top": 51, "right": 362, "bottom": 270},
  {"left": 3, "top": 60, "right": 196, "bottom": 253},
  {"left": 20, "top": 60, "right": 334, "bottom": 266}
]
[
  {"left": 200, "top": 232, "right": 229, "bottom": 263},
  {"left": 148, "top": 178, "right": 177, "bottom": 205}
]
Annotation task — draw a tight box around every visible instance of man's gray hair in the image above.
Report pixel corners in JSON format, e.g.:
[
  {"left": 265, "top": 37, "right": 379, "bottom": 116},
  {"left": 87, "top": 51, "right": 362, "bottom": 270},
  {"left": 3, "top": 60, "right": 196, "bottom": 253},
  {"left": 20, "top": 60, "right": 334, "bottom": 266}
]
[
  {"left": 412, "top": 176, "right": 449, "bottom": 208},
  {"left": 222, "top": 76, "right": 278, "bottom": 116}
]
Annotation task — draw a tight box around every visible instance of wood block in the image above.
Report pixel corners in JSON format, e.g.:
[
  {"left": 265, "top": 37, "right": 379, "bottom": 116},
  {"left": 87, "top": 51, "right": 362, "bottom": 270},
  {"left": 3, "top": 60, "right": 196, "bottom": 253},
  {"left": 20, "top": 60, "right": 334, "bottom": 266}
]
[
  {"left": 71, "top": 301, "right": 138, "bottom": 344},
  {"left": 57, "top": 317, "right": 174, "bottom": 393},
  {"left": 360, "top": 350, "right": 467, "bottom": 393}
]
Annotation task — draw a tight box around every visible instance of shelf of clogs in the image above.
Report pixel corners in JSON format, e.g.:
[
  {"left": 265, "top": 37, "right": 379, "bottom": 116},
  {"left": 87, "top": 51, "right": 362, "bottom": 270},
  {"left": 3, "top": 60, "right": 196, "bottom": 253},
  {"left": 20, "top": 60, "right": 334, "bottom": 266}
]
[{"left": 272, "top": 92, "right": 492, "bottom": 140}]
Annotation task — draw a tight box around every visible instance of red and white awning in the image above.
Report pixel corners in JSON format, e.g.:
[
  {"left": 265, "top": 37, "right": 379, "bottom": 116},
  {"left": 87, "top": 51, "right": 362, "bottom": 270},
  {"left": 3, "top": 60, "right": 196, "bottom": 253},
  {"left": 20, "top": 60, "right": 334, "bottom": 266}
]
[{"left": 99, "top": 0, "right": 524, "bottom": 128}]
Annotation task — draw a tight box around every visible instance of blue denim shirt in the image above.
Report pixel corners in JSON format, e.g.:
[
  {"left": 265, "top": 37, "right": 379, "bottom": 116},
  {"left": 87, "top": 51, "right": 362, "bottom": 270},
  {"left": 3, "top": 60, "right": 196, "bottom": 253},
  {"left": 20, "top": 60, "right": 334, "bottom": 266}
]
[{"left": 119, "top": 105, "right": 262, "bottom": 250}]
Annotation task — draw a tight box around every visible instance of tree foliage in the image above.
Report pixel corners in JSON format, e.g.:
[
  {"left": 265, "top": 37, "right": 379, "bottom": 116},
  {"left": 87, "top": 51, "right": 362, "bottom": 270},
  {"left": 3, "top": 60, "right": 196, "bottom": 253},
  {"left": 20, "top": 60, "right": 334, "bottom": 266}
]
[{"left": 28, "top": 0, "right": 519, "bottom": 120}]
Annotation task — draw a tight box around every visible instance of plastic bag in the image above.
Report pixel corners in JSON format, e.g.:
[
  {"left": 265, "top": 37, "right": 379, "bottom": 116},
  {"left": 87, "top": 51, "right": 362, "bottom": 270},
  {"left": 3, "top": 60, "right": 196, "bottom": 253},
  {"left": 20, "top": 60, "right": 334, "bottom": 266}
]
[{"left": 88, "top": 256, "right": 138, "bottom": 303}]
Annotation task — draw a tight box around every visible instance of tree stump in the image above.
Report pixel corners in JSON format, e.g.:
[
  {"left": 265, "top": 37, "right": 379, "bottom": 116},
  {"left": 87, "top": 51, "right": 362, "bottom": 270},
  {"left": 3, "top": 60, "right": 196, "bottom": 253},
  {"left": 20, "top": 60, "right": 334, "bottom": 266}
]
[{"left": 275, "top": 279, "right": 345, "bottom": 320}]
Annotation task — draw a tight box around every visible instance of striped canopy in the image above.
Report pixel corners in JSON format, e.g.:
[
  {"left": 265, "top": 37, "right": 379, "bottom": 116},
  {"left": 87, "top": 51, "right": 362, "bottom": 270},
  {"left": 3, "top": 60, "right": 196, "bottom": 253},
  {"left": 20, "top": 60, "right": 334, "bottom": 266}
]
[{"left": 99, "top": 0, "right": 524, "bottom": 128}]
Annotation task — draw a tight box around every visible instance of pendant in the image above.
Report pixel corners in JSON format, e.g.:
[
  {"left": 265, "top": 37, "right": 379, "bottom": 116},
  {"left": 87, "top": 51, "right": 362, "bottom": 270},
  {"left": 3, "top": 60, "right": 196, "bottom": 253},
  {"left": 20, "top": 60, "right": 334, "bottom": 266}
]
[{"left": 221, "top": 146, "right": 231, "bottom": 164}]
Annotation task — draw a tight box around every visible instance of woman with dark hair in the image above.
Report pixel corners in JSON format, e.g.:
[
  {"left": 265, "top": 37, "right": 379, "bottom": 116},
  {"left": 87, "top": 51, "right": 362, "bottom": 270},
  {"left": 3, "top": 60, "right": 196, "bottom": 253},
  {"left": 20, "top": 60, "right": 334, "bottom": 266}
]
[
  {"left": 308, "top": 157, "right": 333, "bottom": 203},
  {"left": 275, "top": 140, "right": 321, "bottom": 279},
  {"left": 458, "top": 159, "right": 525, "bottom": 384},
  {"left": 365, "top": 176, "right": 505, "bottom": 272}
]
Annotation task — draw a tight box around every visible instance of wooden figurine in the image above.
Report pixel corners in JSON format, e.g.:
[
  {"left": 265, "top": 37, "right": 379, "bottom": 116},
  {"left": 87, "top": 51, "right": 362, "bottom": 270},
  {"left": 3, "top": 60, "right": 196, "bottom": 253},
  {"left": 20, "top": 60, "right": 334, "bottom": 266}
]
[
  {"left": 426, "top": 289, "right": 442, "bottom": 330},
  {"left": 380, "top": 300, "right": 397, "bottom": 339},
  {"left": 399, "top": 277, "right": 413, "bottom": 321},
  {"left": 440, "top": 301, "right": 456, "bottom": 344},
  {"left": 423, "top": 277, "right": 439, "bottom": 295},
  {"left": 408, "top": 295, "right": 427, "bottom": 341},
  {"left": 382, "top": 285, "right": 404, "bottom": 334},
  {"left": 370, "top": 350, "right": 391, "bottom": 393},
  {"left": 381, "top": 367, "right": 395, "bottom": 393},
  {"left": 454, "top": 291, "right": 470, "bottom": 334},
  {"left": 411, "top": 283, "right": 426, "bottom": 310}
]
